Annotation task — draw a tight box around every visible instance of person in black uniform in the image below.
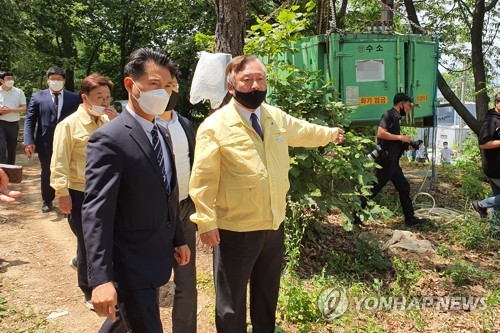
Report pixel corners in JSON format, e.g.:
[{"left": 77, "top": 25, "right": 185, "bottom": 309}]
[
  {"left": 356, "top": 93, "right": 427, "bottom": 227},
  {"left": 473, "top": 92, "right": 500, "bottom": 229}
]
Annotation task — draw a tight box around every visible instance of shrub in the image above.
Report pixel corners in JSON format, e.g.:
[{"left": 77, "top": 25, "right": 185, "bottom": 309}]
[
  {"left": 391, "top": 257, "right": 422, "bottom": 296},
  {"left": 460, "top": 174, "right": 489, "bottom": 199}
]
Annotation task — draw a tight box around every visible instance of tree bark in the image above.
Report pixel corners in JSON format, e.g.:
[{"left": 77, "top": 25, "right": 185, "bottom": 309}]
[
  {"left": 470, "top": 0, "right": 489, "bottom": 122},
  {"left": 58, "top": 29, "right": 78, "bottom": 92},
  {"left": 214, "top": 0, "right": 246, "bottom": 55}
]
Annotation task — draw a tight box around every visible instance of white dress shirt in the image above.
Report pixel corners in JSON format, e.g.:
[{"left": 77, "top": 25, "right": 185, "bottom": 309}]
[
  {"left": 156, "top": 111, "right": 191, "bottom": 201},
  {"left": 50, "top": 89, "right": 64, "bottom": 120},
  {"left": 126, "top": 106, "right": 173, "bottom": 188}
]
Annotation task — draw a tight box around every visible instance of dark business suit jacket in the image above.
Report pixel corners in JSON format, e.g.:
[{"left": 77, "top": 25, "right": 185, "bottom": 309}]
[
  {"left": 24, "top": 89, "right": 80, "bottom": 157},
  {"left": 82, "top": 109, "right": 185, "bottom": 291}
]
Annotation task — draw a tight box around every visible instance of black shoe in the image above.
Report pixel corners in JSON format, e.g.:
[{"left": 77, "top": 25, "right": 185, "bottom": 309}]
[
  {"left": 405, "top": 217, "right": 428, "bottom": 227},
  {"left": 41, "top": 201, "right": 52, "bottom": 213},
  {"left": 472, "top": 200, "right": 487, "bottom": 218}
]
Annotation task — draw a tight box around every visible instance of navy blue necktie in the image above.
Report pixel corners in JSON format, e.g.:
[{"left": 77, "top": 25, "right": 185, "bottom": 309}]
[
  {"left": 250, "top": 113, "right": 264, "bottom": 140},
  {"left": 53, "top": 92, "right": 60, "bottom": 120},
  {"left": 151, "top": 125, "right": 170, "bottom": 193}
]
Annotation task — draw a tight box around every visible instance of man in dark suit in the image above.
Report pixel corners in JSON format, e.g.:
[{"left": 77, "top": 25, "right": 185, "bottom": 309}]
[
  {"left": 82, "top": 48, "right": 190, "bottom": 333},
  {"left": 157, "top": 75, "right": 197, "bottom": 333},
  {"left": 24, "top": 67, "right": 80, "bottom": 212}
]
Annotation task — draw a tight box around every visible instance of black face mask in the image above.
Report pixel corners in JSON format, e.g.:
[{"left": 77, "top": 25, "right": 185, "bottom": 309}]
[
  {"left": 233, "top": 88, "right": 267, "bottom": 110},
  {"left": 166, "top": 91, "right": 179, "bottom": 111},
  {"left": 397, "top": 104, "right": 407, "bottom": 117}
]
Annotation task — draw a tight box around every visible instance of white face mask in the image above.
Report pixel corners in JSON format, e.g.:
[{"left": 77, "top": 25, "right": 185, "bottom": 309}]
[
  {"left": 49, "top": 80, "right": 64, "bottom": 92},
  {"left": 132, "top": 81, "right": 170, "bottom": 116},
  {"left": 4, "top": 80, "right": 14, "bottom": 88},
  {"left": 89, "top": 105, "right": 106, "bottom": 117}
]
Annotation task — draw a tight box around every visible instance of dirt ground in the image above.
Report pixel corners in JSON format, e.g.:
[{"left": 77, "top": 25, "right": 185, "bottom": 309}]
[{"left": 0, "top": 144, "right": 217, "bottom": 332}]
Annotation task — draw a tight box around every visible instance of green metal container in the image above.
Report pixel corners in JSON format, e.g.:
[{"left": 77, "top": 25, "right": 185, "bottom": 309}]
[{"left": 276, "top": 33, "right": 439, "bottom": 127}]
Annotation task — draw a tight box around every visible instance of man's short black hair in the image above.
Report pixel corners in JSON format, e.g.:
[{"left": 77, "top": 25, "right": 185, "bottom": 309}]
[
  {"left": 0, "top": 71, "right": 13, "bottom": 79},
  {"left": 393, "top": 93, "right": 412, "bottom": 105},
  {"left": 46, "top": 67, "right": 66, "bottom": 79},
  {"left": 443, "top": 141, "right": 448, "bottom": 145},
  {"left": 123, "top": 48, "right": 177, "bottom": 80}
]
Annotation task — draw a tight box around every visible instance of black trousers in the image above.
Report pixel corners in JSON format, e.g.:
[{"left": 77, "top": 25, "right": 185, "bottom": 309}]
[
  {"left": 369, "top": 158, "right": 414, "bottom": 221},
  {"left": 99, "top": 288, "right": 162, "bottom": 333},
  {"left": 68, "top": 189, "right": 91, "bottom": 298},
  {"left": 172, "top": 198, "right": 197, "bottom": 333},
  {"left": 0, "top": 120, "right": 19, "bottom": 164},
  {"left": 38, "top": 152, "right": 55, "bottom": 203},
  {"left": 214, "top": 224, "right": 284, "bottom": 333}
]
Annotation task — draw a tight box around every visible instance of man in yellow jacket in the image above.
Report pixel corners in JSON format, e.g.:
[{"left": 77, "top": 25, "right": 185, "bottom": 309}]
[
  {"left": 189, "top": 54, "right": 345, "bottom": 333},
  {"left": 50, "top": 74, "right": 117, "bottom": 310}
]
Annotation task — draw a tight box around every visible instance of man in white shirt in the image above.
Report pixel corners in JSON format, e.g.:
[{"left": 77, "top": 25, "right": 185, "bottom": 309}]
[
  {"left": 157, "top": 75, "right": 198, "bottom": 333},
  {"left": 0, "top": 71, "right": 26, "bottom": 164},
  {"left": 440, "top": 141, "right": 454, "bottom": 164}
]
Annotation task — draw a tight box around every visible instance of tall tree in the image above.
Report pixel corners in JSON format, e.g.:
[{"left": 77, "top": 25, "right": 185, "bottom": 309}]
[{"left": 214, "top": 0, "right": 246, "bottom": 55}]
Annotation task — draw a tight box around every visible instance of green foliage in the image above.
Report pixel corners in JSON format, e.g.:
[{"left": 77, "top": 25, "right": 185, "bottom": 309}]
[
  {"left": 446, "top": 259, "right": 494, "bottom": 287},
  {"left": 0, "top": 295, "right": 47, "bottom": 333},
  {"left": 443, "top": 215, "right": 499, "bottom": 251},
  {"left": 454, "top": 159, "right": 485, "bottom": 180},
  {"left": 391, "top": 257, "right": 421, "bottom": 296},
  {"left": 435, "top": 243, "right": 454, "bottom": 258},
  {"left": 486, "top": 289, "right": 500, "bottom": 307},
  {"left": 461, "top": 132, "right": 482, "bottom": 164},
  {"left": 319, "top": 234, "right": 391, "bottom": 279},
  {"left": 278, "top": 273, "right": 321, "bottom": 323},
  {"left": 354, "top": 233, "right": 392, "bottom": 274},
  {"left": 283, "top": 202, "right": 314, "bottom": 273},
  {"left": 460, "top": 174, "right": 489, "bottom": 200}
]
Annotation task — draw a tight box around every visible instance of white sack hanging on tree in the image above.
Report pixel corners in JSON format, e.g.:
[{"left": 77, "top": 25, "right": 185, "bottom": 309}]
[{"left": 189, "top": 51, "right": 232, "bottom": 109}]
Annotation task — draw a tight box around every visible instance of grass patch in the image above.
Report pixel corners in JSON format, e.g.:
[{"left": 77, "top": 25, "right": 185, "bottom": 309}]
[
  {"left": 446, "top": 260, "right": 495, "bottom": 287},
  {"left": 441, "top": 215, "right": 499, "bottom": 250},
  {"left": 0, "top": 295, "right": 46, "bottom": 333}
]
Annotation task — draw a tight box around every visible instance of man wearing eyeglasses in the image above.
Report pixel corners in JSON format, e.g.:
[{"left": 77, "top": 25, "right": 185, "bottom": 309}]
[{"left": 50, "top": 73, "right": 117, "bottom": 311}]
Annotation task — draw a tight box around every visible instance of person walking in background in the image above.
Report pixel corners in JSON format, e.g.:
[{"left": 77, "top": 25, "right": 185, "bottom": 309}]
[
  {"left": 353, "top": 93, "right": 427, "bottom": 227},
  {"left": 157, "top": 74, "right": 198, "bottom": 333},
  {"left": 50, "top": 73, "right": 117, "bottom": 311},
  {"left": 440, "top": 141, "right": 454, "bottom": 164},
  {"left": 473, "top": 92, "right": 500, "bottom": 231},
  {"left": 24, "top": 67, "right": 80, "bottom": 213},
  {"left": 189, "top": 54, "right": 344, "bottom": 333},
  {"left": 416, "top": 139, "right": 426, "bottom": 163},
  {"left": 0, "top": 71, "right": 26, "bottom": 164},
  {"left": 82, "top": 48, "right": 189, "bottom": 333}
]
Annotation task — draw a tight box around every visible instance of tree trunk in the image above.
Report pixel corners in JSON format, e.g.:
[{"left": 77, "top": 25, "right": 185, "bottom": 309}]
[
  {"left": 214, "top": 0, "right": 246, "bottom": 56},
  {"left": 59, "top": 29, "right": 78, "bottom": 92},
  {"left": 471, "top": 0, "right": 489, "bottom": 122}
]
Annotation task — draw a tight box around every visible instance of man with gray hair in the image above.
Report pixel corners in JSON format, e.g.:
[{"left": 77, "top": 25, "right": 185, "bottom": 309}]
[{"left": 189, "top": 54, "right": 345, "bottom": 333}]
